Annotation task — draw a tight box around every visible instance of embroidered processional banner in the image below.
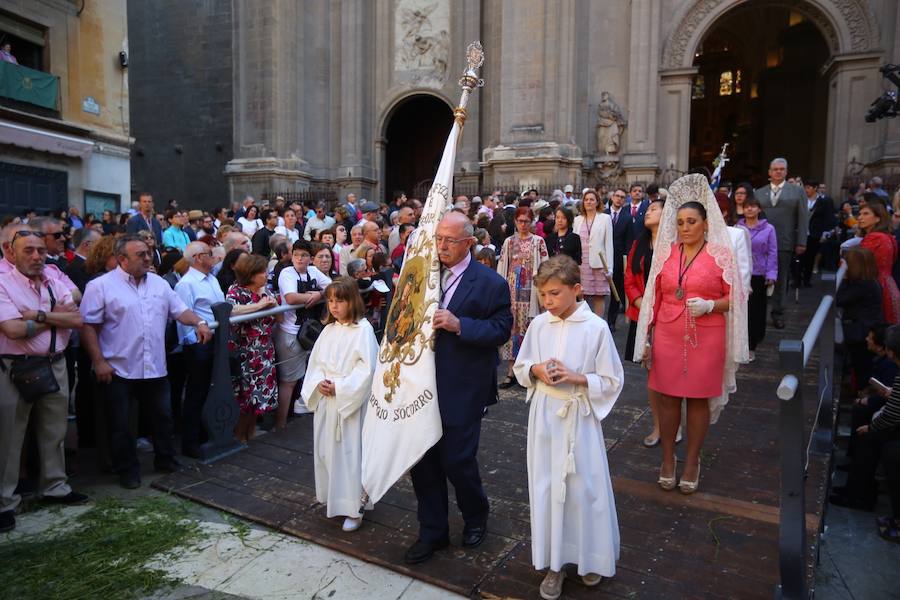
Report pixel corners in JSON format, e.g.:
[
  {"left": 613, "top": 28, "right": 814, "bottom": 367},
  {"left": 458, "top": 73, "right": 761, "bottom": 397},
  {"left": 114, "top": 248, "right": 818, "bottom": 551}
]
[{"left": 361, "top": 42, "right": 484, "bottom": 505}]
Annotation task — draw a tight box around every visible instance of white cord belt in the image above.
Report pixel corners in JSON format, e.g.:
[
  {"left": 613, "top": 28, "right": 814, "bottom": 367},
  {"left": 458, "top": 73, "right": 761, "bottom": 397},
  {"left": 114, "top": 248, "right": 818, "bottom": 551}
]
[{"left": 534, "top": 380, "right": 591, "bottom": 504}]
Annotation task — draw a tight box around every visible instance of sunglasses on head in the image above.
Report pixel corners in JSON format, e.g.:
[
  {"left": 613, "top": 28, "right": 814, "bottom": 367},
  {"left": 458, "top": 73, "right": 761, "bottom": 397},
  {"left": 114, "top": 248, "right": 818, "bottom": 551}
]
[{"left": 12, "top": 230, "right": 42, "bottom": 242}]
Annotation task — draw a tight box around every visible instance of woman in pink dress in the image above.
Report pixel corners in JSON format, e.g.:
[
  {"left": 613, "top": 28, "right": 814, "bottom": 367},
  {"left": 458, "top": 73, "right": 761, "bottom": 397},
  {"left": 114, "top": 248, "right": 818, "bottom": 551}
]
[
  {"left": 633, "top": 175, "right": 749, "bottom": 495},
  {"left": 857, "top": 202, "right": 900, "bottom": 324}
]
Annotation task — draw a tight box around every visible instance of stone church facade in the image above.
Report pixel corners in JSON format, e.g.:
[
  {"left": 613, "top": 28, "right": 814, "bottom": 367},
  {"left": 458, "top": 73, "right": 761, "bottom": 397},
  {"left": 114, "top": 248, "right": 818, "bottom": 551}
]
[{"left": 128, "top": 0, "right": 897, "bottom": 207}]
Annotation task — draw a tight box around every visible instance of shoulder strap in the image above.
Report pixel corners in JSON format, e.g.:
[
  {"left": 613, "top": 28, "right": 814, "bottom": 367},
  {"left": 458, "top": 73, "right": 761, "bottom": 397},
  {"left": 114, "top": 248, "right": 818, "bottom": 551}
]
[{"left": 46, "top": 283, "right": 57, "bottom": 354}]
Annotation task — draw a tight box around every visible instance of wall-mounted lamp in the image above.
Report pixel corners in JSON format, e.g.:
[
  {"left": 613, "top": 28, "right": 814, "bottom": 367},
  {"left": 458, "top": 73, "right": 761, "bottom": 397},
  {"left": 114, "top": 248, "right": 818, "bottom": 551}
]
[{"left": 118, "top": 51, "right": 128, "bottom": 68}]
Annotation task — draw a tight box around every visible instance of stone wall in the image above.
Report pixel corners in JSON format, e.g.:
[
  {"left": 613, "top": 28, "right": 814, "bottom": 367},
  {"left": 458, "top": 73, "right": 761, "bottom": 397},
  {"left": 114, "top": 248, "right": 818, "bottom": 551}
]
[
  {"left": 123, "top": 0, "right": 900, "bottom": 206},
  {"left": 127, "top": 0, "right": 233, "bottom": 209}
]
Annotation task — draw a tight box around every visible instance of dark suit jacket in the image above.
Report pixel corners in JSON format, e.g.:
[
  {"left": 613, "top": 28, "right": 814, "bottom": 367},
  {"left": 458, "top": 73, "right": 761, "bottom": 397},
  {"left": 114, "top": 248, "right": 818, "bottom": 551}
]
[
  {"left": 125, "top": 213, "right": 163, "bottom": 246},
  {"left": 807, "top": 196, "right": 835, "bottom": 239},
  {"left": 434, "top": 259, "right": 512, "bottom": 427},
  {"left": 606, "top": 206, "right": 634, "bottom": 258},
  {"left": 627, "top": 199, "right": 649, "bottom": 240},
  {"left": 63, "top": 255, "right": 89, "bottom": 294}
]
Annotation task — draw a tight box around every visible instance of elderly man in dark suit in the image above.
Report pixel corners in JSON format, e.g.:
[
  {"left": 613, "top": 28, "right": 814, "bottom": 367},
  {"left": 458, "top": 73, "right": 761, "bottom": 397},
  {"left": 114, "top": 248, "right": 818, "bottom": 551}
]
[
  {"left": 605, "top": 187, "right": 633, "bottom": 332},
  {"left": 754, "top": 158, "right": 809, "bottom": 329},
  {"left": 63, "top": 227, "right": 97, "bottom": 294},
  {"left": 405, "top": 211, "right": 513, "bottom": 565}
]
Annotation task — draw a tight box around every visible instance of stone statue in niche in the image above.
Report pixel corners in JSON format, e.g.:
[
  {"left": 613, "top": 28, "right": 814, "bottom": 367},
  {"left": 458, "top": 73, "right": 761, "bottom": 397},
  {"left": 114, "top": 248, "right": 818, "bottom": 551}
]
[
  {"left": 596, "top": 91, "right": 627, "bottom": 156},
  {"left": 395, "top": 0, "right": 449, "bottom": 84}
]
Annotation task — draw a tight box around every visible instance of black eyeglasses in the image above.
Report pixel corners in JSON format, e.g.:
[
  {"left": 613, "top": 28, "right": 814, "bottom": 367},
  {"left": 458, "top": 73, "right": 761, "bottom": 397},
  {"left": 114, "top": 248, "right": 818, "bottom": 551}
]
[{"left": 47, "top": 231, "right": 66, "bottom": 239}]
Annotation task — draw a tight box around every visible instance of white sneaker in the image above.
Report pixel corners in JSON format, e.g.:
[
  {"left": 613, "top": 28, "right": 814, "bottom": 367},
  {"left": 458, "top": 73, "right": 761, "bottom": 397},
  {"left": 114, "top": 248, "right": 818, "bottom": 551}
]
[
  {"left": 342, "top": 516, "right": 362, "bottom": 532},
  {"left": 582, "top": 573, "right": 603, "bottom": 586},
  {"left": 136, "top": 437, "right": 153, "bottom": 453}
]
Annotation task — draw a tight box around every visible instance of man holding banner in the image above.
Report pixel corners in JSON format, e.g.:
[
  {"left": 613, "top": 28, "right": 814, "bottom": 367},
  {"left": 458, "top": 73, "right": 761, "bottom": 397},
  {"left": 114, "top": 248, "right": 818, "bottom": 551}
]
[
  {"left": 360, "top": 41, "right": 510, "bottom": 566},
  {"left": 405, "top": 211, "right": 512, "bottom": 564}
]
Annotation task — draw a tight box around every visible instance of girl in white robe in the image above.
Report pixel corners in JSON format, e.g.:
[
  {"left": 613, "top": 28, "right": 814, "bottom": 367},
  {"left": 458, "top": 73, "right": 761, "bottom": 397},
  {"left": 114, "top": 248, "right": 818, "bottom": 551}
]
[
  {"left": 300, "top": 277, "right": 378, "bottom": 532},
  {"left": 513, "top": 255, "right": 624, "bottom": 600}
]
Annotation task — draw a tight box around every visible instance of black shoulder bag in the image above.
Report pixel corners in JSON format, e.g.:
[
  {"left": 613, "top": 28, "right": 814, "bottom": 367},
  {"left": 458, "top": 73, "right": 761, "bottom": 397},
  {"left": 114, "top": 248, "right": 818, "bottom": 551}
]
[
  {"left": 1, "top": 286, "right": 61, "bottom": 402},
  {"left": 295, "top": 270, "right": 324, "bottom": 351}
]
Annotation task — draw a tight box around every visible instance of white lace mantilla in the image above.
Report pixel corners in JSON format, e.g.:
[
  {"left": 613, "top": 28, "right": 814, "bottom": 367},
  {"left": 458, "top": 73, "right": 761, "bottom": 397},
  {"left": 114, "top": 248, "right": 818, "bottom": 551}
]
[{"left": 632, "top": 173, "right": 750, "bottom": 423}]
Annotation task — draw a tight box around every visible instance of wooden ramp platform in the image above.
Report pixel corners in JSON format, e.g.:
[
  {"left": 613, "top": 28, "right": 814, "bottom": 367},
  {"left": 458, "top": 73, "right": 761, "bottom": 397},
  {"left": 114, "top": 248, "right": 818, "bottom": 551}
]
[{"left": 154, "top": 294, "right": 830, "bottom": 599}]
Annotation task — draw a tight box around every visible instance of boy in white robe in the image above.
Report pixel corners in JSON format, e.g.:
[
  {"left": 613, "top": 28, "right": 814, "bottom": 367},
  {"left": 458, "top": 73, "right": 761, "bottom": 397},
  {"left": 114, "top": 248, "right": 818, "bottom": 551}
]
[
  {"left": 513, "top": 255, "right": 624, "bottom": 600},
  {"left": 301, "top": 277, "right": 378, "bottom": 531}
]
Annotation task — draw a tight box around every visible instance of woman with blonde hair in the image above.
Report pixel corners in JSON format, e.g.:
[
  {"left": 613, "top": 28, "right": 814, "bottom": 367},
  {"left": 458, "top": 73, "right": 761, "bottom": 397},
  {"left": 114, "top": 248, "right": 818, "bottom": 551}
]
[
  {"left": 85, "top": 234, "right": 119, "bottom": 277},
  {"left": 633, "top": 174, "right": 749, "bottom": 494},
  {"left": 572, "top": 189, "right": 614, "bottom": 316}
]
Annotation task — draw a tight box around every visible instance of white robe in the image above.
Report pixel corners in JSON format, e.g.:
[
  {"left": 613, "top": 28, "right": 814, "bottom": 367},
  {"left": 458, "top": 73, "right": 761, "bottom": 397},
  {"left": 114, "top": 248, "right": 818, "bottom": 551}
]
[
  {"left": 301, "top": 318, "right": 378, "bottom": 518},
  {"left": 513, "top": 302, "right": 624, "bottom": 576},
  {"left": 728, "top": 225, "right": 752, "bottom": 293}
]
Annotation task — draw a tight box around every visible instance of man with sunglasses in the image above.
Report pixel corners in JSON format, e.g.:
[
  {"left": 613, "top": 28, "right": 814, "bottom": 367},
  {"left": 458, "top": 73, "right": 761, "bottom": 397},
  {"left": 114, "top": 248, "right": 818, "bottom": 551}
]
[
  {"left": 80, "top": 234, "right": 212, "bottom": 489},
  {"left": 28, "top": 217, "right": 69, "bottom": 269},
  {"left": 174, "top": 242, "right": 224, "bottom": 458},
  {"left": 0, "top": 228, "right": 89, "bottom": 532},
  {"left": 0, "top": 223, "right": 80, "bottom": 301}
]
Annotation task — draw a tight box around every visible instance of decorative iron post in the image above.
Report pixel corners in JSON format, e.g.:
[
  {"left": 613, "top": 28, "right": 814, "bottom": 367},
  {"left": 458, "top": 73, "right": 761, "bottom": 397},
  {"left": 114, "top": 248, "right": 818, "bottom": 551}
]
[{"left": 200, "top": 301, "right": 243, "bottom": 462}]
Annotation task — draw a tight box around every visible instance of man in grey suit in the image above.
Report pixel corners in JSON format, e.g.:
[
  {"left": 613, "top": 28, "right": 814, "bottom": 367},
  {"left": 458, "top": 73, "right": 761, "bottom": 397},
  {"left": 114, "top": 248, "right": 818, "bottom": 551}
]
[{"left": 754, "top": 157, "right": 809, "bottom": 329}]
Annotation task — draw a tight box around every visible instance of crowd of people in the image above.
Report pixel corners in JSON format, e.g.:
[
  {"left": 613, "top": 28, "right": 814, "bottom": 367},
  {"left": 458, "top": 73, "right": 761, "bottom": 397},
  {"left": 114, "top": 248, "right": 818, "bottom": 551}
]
[{"left": 1, "top": 158, "right": 900, "bottom": 597}]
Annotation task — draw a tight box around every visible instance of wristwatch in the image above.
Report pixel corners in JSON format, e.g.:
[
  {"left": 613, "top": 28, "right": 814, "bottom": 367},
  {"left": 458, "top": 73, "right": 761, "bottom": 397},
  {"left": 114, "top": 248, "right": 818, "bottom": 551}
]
[
  {"left": 197, "top": 320, "right": 208, "bottom": 328},
  {"left": 35, "top": 310, "right": 47, "bottom": 324}
]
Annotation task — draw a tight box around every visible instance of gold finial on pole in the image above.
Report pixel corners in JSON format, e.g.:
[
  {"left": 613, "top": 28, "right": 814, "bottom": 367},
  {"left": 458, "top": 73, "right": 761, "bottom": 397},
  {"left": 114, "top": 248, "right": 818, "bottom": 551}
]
[{"left": 455, "top": 42, "right": 484, "bottom": 127}]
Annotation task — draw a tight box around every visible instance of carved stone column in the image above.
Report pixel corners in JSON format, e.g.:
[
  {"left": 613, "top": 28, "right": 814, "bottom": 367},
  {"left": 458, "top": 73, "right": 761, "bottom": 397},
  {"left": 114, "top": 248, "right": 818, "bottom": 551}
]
[
  {"left": 337, "top": 0, "right": 377, "bottom": 196},
  {"left": 226, "top": 0, "right": 311, "bottom": 199},
  {"left": 657, "top": 68, "right": 696, "bottom": 184},
  {"left": 621, "top": 0, "right": 660, "bottom": 183},
  {"left": 823, "top": 52, "right": 882, "bottom": 195},
  {"left": 480, "top": 0, "right": 582, "bottom": 188}
]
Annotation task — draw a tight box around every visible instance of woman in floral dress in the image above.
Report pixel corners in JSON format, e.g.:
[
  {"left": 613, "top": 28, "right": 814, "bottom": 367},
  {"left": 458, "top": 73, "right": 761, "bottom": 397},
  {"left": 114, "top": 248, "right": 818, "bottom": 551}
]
[
  {"left": 227, "top": 253, "right": 281, "bottom": 442},
  {"left": 497, "top": 206, "right": 549, "bottom": 388}
]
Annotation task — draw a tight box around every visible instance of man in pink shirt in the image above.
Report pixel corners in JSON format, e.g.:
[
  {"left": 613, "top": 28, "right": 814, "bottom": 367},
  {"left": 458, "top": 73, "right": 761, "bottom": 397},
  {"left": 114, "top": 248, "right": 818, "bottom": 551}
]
[
  {"left": 0, "top": 222, "right": 79, "bottom": 299},
  {"left": 0, "top": 229, "right": 88, "bottom": 533},
  {"left": 80, "top": 234, "right": 212, "bottom": 489}
]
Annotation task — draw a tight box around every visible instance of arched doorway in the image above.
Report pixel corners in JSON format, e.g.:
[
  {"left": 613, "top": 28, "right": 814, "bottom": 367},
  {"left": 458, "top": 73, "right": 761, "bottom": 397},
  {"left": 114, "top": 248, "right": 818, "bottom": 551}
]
[
  {"left": 689, "top": 5, "right": 830, "bottom": 186},
  {"left": 383, "top": 95, "right": 453, "bottom": 202}
]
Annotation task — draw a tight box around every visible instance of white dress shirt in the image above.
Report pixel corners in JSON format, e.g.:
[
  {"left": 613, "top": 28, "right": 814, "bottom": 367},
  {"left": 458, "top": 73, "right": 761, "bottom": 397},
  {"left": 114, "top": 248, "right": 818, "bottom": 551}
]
[{"left": 174, "top": 267, "right": 224, "bottom": 345}]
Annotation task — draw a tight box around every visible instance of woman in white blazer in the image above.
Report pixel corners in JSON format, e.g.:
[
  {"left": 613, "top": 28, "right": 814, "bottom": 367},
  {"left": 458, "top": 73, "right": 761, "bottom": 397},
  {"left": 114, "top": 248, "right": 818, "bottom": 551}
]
[{"left": 572, "top": 189, "right": 615, "bottom": 316}]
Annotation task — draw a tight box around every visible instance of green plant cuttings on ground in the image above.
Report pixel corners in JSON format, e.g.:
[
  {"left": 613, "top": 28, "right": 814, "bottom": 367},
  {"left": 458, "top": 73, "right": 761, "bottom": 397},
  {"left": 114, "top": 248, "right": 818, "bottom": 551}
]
[{"left": 0, "top": 496, "right": 207, "bottom": 600}]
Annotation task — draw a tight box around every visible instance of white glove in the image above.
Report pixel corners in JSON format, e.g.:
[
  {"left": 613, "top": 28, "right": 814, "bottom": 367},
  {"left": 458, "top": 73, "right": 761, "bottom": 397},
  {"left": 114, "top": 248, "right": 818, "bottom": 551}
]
[{"left": 686, "top": 297, "right": 715, "bottom": 317}]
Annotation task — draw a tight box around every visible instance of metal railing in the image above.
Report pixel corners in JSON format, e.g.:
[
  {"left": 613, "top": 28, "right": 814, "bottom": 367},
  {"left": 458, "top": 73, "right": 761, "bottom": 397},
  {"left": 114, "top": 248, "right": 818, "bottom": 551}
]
[
  {"left": 774, "top": 264, "right": 846, "bottom": 600},
  {"left": 195, "top": 301, "right": 299, "bottom": 463}
]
